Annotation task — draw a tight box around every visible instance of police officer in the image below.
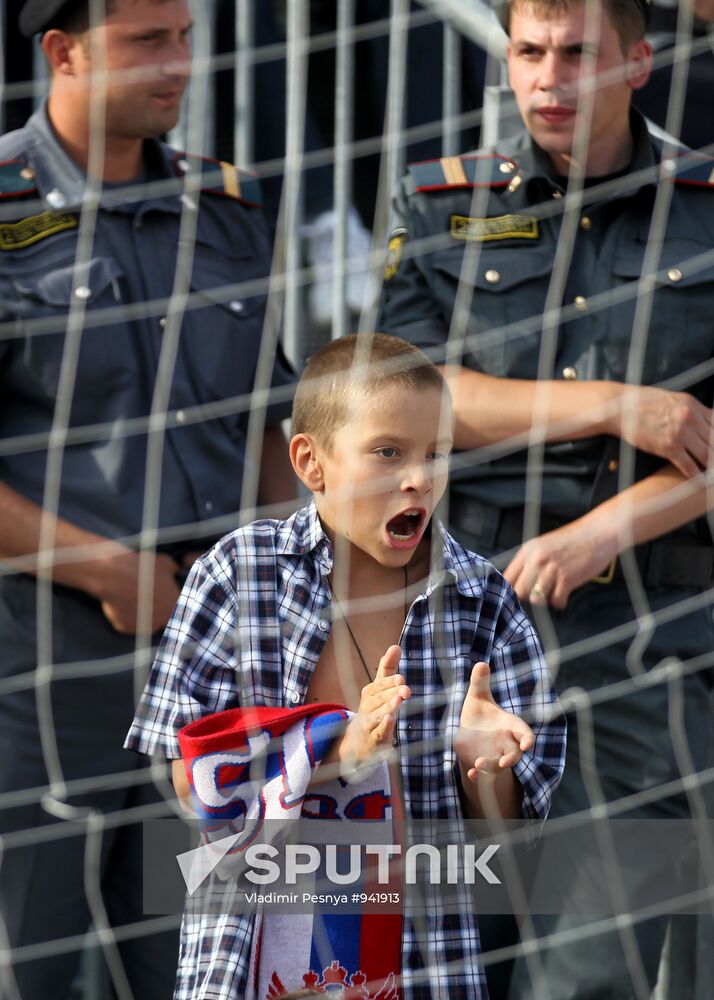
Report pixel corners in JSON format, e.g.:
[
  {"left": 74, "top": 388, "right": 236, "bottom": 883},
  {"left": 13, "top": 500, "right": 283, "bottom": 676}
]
[
  {"left": 0, "top": 1, "right": 295, "bottom": 997},
  {"left": 378, "top": 0, "right": 714, "bottom": 996}
]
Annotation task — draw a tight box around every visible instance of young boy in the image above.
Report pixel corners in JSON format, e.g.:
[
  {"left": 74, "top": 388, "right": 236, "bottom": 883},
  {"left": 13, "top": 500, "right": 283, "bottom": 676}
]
[{"left": 125, "top": 333, "right": 566, "bottom": 999}]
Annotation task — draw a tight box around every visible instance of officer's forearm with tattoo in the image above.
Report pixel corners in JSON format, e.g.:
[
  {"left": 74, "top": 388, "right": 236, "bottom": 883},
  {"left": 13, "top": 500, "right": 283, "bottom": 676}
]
[
  {"left": 442, "top": 365, "right": 714, "bottom": 478},
  {"left": 0, "top": 481, "right": 181, "bottom": 634}
]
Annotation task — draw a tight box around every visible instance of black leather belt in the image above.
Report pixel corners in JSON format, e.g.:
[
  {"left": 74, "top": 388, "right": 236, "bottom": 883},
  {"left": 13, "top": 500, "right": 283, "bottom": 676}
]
[{"left": 449, "top": 496, "right": 714, "bottom": 590}]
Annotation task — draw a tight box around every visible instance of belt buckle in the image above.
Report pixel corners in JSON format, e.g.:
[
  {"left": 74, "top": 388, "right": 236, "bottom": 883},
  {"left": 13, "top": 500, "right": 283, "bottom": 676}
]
[{"left": 592, "top": 557, "right": 617, "bottom": 585}]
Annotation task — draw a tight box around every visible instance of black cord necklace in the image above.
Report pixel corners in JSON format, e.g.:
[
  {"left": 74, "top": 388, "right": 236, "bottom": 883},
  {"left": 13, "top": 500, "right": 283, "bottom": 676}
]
[{"left": 330, "top": 564, "right": 409, "bottom": 684}]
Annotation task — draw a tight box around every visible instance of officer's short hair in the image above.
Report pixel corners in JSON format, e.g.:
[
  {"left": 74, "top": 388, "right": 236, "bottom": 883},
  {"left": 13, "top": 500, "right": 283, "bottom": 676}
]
[
  {"left": 51, "top": 0, "right": 119, "bottom": 35},
  {"left": 504, "top": 0, "right": 648, "bottom": 49},
  {"left": 291, "top": 333, "right": 449, "bottom": 452}
]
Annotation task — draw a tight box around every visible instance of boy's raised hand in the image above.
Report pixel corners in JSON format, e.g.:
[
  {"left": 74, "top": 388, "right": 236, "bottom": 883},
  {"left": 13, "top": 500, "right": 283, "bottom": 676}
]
[
  {"left": 456, "top": 661, "right": 535, "bottom": 783},
  {"left": 338, "top": 644, "right": 411, "bottom": 770}
]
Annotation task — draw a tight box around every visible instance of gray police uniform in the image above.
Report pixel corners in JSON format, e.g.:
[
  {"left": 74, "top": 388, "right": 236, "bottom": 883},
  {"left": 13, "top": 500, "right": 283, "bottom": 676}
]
[
  {"left": 378, "top": 111, "right": 714, "bottom": 999},
  {"left": 0, "top": 103, "right": 294, "bottom": 999}
]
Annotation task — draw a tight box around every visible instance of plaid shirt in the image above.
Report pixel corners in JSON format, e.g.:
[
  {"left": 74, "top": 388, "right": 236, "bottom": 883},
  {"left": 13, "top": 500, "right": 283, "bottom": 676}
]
[{"left": 126, "top": 501, "right": 566, "bottom": 1000}]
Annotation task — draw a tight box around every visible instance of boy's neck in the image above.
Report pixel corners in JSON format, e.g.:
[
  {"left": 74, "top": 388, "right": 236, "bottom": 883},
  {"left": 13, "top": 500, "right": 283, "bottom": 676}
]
[{"left": 330, "top": 536, "right": 431, "bottom": 600}]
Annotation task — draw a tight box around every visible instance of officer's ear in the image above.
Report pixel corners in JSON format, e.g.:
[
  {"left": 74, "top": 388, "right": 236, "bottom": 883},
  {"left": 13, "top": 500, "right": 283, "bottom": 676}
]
[
  {"left": 289, "top": 433, "right": 325, "bottom": 493},
  {"left": 626, "top": 38, "right": 653, "bottom": 91},
  {"left": 41, "top": 28, "right": 84, "bottom": 76}
]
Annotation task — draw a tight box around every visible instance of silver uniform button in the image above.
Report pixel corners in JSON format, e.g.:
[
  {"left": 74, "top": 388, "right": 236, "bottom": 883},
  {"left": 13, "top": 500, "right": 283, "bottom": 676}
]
[
  {"left": 46, "top": 188, "right": 67, "bottom": 210},
  {"left": 229, "top": 300, "right": 244, "bottom": 313},
  {"left": 176, "top": 409, "right": 186, "bottom": 424},
  {"left": 176, "top": 158, "right": 189, "bottom": 173},
  {"left": 289, "top": 690, "right": 300, "bottom": 705},
  {"left": 20, "top": 166, "right": 35, "bottom": 181},
  {"left": 574, "top": 295, "right": 588, "bottom": 311},
  {"left": 73, "top": 286, "right": 91, "bottom": 301},
  {"left": 507, "top": 173, "right": 523, "bottom": 194},
  {"left": 499, "top": 160, "right": 515, "bottom": 174},
  {"left": 484, "top": 269, "right": 501, "bottom": 284},
  {"left": 204, "top": 500, "right": 214, "bottom": 513},
  {"left": 667, "top": 267, "right": 683, "bottom": 283},
  {"left": 159, "top": 317, "right": 167, "bottom": 328},
  {"left": 180, "top": 193, "right": 197, "bottom": 211},
  {"left": 318, "top": 619, "right": 330, "bottom": 632},
  {"left": 562, "top": 366, "right": 578, "bottom": 380}
]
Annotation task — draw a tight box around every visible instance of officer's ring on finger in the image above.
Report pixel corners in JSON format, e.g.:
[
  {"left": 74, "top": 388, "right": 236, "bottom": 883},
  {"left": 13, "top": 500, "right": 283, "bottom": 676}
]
[{"left": 530, "top": 582, "right": 549, "bottom": 600}]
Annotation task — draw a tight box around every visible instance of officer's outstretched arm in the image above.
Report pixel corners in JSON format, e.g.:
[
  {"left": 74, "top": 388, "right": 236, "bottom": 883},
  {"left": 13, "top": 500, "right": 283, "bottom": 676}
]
[{"left": 441, "top": 365, "right": 713, "bottom": 479}]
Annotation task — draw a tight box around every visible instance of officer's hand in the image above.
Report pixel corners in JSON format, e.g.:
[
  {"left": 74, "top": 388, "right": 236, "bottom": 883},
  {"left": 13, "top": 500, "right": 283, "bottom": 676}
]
[
  {"left": 93, "top": 548, "right": 181, "bottom": 635},
  {"left": 504, "top": 520, "right": 618, "bottom": 610},
  {"left": 616, "top": 387, "right": 713, "bottom": 478}
]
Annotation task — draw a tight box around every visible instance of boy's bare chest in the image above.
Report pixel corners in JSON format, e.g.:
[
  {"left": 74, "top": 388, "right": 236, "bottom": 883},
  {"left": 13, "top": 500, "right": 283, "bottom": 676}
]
[{"left": 305, "top": 607, "right": 407, "bottom": 712}]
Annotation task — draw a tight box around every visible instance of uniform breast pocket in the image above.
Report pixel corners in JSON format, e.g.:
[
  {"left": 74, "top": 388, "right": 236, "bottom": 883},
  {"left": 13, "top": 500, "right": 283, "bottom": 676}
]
[
  {"left": 15, "top": 256, "right": 130, "bottom": 416},
  {"left": 606, "top": 240, "right": 714, "bottom": 384},
  {"left": 183, "top": 250, "right": 268, "bottom": 404},
  {"left": 430, "top": 245, "right": 554, "bottom": 377}
]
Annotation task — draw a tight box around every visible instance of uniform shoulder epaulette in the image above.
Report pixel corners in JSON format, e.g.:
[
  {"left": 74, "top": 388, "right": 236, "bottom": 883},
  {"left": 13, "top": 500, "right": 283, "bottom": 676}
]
[
  {"left": 172, "top": 152, "right": 262, "bottom": 207},
  {"left": 407, "top": 153, "right": 519, "bottom": 193},
  {"left": 0, "top": 159, "right": 38, "bottom": 200},
  {"left": 670, "top": 152, "right": 714, "bottom": 188}
]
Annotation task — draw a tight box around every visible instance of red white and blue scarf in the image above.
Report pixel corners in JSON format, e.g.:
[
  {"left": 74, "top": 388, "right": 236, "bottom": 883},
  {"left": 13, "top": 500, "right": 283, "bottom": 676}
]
[{"left": 179, "top": 704, "right": 403, "bottom": 999}]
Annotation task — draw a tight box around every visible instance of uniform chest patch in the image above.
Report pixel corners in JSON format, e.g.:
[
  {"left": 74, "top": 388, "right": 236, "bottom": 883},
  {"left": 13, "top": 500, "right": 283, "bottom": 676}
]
[
  {"left": 450, "top": 213, "right": 539, "bottom": 242},
  {"left": 0, "top": 211, "right": 78, "bottom": 251}
]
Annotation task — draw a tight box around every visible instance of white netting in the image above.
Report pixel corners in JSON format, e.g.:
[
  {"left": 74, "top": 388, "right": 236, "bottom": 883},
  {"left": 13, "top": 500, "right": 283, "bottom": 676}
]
[{"left": 0, "top": 0, "right": 712, "bottom": 997}]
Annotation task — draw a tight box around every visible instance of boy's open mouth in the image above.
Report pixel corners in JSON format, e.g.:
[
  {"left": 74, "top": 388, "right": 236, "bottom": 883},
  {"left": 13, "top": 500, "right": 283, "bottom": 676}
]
[{"left": 386, "top": 508, "right": 424, "bottom": 541}]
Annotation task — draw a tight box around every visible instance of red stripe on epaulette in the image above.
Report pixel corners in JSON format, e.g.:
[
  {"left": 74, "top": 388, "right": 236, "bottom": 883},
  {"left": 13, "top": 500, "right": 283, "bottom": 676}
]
[
  {"left": 461, "top": 154, "right": 519, "bottom": 166},
  {"left": 411, "top": 152, "right": 519, "bottom": 192},
  {"left": 673, "top": 179, "right": 714, "bottom": 188},
  {"left": 202, "top": 188, "right": 261, "bottom": 208},
  {"left": 668, "top": 152, "right": 714, "bottom": 188},
  {"left": 0, "top": 157, "right": 38, "bottom": 198},
  {"left": 408, "top": 152, "right": 518, "bottom": 167},
  {"left": 172, "top": 151, "right": 261, "bottom": 207},
  {"left": 415, "top": 180, "right": 511, "bottom": 193}
]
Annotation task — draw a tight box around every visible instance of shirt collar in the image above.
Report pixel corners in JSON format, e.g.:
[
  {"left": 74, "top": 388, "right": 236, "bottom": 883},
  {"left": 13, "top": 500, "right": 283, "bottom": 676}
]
[
  {"left": 277, "top": 500, "right": 488, "bottom": 599},
  {"left": 513, "top": 108, "right": 660, "bottom": 198},
  {"left": 433, "top": 521, "right": 489, "bottom": 599},
  {"left": 24, "top": 100, "right": 182, "bottom": 215},
  {"left": 276, "top": 500, "right": 334, "bottom": 575}
]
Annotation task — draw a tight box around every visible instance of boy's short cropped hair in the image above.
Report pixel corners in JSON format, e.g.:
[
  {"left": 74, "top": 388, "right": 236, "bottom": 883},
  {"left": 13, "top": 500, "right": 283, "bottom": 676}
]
[{"left": 291, "top": 332, "right": 447, "bottom": 451}]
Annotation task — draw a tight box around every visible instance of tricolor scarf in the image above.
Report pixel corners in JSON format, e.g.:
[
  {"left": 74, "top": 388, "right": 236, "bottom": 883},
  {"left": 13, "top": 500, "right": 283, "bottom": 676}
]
[{"left": 179, "top": 704, "right": 403, "bottom": 999}]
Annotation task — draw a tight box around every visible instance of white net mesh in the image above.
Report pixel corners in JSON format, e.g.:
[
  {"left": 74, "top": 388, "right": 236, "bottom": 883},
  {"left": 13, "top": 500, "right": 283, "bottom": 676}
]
[{"left": 0, "top": 0, "right": 713, "bottom": 997}]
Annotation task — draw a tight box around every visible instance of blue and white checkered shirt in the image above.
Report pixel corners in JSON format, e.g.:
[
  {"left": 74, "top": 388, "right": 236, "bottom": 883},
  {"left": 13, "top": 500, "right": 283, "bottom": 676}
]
[{"left": 126, "top": 501, "right": 565, "bottom": 1000}]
